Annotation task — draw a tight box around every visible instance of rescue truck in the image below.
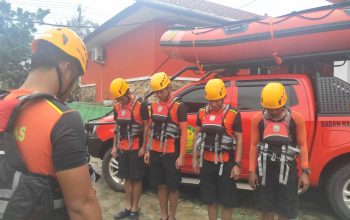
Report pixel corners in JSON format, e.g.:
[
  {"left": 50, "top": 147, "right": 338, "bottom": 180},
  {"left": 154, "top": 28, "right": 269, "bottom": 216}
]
[{"left": 85, "top": 3, "right": 350, "bottom": 219}]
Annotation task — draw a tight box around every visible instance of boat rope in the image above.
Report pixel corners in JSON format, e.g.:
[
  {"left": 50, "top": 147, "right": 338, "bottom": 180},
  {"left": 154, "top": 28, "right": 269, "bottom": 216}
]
[
  {"left": 268, "top": 17, "right": 283, "bottom": 66},
  {"left": 192, "top": 27, "right": 205, "bottom": 76},
  {"left": 257, "top": 7, "right": 337, "bottom": 26}
]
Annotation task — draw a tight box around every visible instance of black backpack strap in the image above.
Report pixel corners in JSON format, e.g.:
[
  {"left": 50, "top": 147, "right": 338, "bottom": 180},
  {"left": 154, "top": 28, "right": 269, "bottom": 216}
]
[
  {"left": 3, "top": 93, "right": 56, "bottom": 172},
  {"left": 6, "top": 93, "right": 56, "bottom": 132}
]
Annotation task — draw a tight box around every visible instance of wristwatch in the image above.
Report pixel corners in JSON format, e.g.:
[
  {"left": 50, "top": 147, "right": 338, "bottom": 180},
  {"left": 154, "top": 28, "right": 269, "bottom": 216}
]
[
  {"left": 234, "top": 162, "right": 241, "bottom": 168},
  {"left": 302, "top": 168, "right": 311, "bottom": 175}
]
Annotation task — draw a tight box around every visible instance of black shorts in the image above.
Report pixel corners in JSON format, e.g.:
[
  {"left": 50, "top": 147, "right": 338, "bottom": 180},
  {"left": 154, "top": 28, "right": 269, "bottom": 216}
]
[
  {"left": 117, "top": 150, "right": 145, "bottom": 181},
  {"left": 200, "top": 160, "right": 238, "bottom": 208},
  {"left": 149, "top": 151, "right": 181, "bottom": 191},
  {"left": 256, "top": 160, "right": 299, "bottom": 219}
]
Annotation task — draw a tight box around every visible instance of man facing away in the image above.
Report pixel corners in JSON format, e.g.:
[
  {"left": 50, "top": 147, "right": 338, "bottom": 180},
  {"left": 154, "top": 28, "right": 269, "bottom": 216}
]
[
  {"left": 193, "top": 78, "right": 243, "bottom": 220},
  {"left": 144, "top": 72, "right": 188, "bottom": 220},
  {"left": 0, "top": 28, "right": 102, "bottom": 220},
  {"left": 110, "top": 78, "right": 150, "bottom": 220},
  {"left": 248, "top": 82, "right": 310, "bottom": 220}
]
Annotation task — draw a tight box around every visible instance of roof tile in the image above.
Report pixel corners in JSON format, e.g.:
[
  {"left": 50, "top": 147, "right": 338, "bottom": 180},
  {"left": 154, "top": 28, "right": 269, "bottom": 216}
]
[{"left": 156, "top": 0, "right": 264, "bottom": 20}]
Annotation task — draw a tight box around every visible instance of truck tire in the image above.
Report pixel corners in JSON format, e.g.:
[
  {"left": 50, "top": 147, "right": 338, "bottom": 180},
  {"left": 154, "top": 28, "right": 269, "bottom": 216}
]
[
  {"left": 326, "top": 162, "right": 350, "bottom": 219},
  {"left": 102, "top": 148, "right": 124, "bottom": 192}
]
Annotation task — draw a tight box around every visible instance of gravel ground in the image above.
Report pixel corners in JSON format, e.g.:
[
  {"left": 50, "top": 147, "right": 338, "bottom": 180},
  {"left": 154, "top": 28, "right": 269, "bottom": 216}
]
[{"left": 91, "top": 158, "right": 340, "bottom": 220}]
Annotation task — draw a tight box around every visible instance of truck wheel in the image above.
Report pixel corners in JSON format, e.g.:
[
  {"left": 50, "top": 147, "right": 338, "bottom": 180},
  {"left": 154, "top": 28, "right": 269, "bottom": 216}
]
[
  {"left": 326, "top": 162, "right": 350, "bottom": 219},
  {"left": 102, "top": 148, "right": 124, "bottom": 192}
]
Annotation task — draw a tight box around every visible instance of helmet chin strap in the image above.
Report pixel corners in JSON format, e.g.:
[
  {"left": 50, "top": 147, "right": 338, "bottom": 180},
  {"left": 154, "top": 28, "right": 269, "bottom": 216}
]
[{"left": 55, "top": 64, "right": 63, "bottom": 98}]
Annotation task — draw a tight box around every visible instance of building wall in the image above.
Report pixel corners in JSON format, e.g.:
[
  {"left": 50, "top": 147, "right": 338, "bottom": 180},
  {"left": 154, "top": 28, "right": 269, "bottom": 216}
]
[
  {"left": 80, "top": 84, "right": 96, "bottom": 102},
  {"left": 126, "top": 79, "right": 190, "bottom": 101},
  {"left": 82, "top": 20, "right": 196, "bottom": 102}
]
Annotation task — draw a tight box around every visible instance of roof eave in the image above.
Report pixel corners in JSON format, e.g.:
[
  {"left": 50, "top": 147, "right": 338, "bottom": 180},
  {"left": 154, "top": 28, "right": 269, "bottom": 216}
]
[
  {"left": 84, "top": 1, "right": 238, "bottom": 45},
  {"left": 84, "top": 3, "right": 143, "bottom": 44},
  {"left": 135, "top": 0, "right": 236, "bottom": 23}
]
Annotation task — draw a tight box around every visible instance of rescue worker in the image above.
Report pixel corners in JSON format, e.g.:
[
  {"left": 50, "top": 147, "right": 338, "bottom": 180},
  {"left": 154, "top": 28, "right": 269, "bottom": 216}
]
[
  {"left": 0, "top": 28, "right": 102, "bottom": 219},
  {"left": 110, "top": 78, "right": 150, "bottom": 220},
  {"left": 144, "top": 72, "right": 187, "bottom": 220},
  {"left": 248, "top": 82, "right": 310, "bottom": 220},
  {"left": 192, "top": 78, "right": 243, "bottom": 220}
]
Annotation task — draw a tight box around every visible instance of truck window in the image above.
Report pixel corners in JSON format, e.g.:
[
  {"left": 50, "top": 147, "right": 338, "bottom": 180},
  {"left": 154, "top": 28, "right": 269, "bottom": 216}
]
[
  {"left": 180, "top": 81, "right": 231, "bottom": 113},
  {"left": 237, "top": 85, "right": 298, "bottom": 111},
  {"left": 181, "top": 88, "right": 207, "bottom": 113}
]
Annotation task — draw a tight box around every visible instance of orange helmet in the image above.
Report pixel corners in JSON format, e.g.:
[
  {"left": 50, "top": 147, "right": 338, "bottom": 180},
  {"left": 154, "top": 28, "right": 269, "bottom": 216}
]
[
  {"left": 150, "top": 72, "right": 171, "bottom": 91},
  {"left": 205, "top": 78, "right": 226, "bottom": 100},
  {"left": 110, "top": 78, "right": 129, "bottom": 99},
  {"left": 32, "top": 28, "right": 88, "bottom": 74},
  {"left": 261, "top": 82, "right": 288, "bottom": 109}
]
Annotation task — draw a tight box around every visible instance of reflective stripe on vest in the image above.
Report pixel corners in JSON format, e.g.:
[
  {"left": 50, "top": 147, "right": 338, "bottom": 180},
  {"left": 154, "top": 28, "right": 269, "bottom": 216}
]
[{"left": 0, "top": 170, "right": 21, "bottom": 219}]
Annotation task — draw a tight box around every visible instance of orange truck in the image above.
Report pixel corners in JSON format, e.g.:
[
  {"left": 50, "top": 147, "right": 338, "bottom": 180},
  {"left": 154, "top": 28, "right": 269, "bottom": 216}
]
[
  {"left": 86, "top": 3, "right": 350, "bottom": 219},
  {"left": 86, "top": 66, "right": 350, "bottom": 219}
]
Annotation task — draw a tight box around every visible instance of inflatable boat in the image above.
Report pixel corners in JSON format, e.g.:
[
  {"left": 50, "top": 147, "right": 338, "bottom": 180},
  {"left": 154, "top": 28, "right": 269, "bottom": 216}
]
[{"left": 160, "top": 4, "right": 350, "bottom": 64}]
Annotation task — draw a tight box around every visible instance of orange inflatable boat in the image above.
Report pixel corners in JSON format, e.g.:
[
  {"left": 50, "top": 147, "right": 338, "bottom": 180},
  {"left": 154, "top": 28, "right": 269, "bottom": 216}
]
[{"left": 160, "top": 4, "right": 350, "bottom": 64}]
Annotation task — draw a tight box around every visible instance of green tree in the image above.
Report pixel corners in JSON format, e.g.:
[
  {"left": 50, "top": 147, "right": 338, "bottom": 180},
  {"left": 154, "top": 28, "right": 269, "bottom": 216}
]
[
  {"left": 0, "top": 0, "right": 49, "bottom": 89},
  {"left": 65, "top": 5, "right": 98, "bottom": 102}
]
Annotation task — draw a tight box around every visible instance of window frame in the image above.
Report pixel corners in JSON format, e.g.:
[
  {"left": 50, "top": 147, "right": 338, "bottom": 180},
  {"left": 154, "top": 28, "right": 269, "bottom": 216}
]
[
  {"left": 178, "top": 81, "right": 231, "bottom": 114},
  {"left": 236, "top": 79, "right": 299, "bottom": 111}
]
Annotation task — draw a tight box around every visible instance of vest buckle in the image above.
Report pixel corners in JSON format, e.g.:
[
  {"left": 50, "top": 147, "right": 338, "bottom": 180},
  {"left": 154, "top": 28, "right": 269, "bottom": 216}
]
[{"left": 271, "top": 152, "right": 277, "bottom": 162}]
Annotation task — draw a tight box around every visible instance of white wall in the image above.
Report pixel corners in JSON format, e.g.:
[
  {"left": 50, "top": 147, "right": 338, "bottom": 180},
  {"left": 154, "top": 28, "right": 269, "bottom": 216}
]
[{"left": 334, "top": 61, "right": 350, "bottom": 82}]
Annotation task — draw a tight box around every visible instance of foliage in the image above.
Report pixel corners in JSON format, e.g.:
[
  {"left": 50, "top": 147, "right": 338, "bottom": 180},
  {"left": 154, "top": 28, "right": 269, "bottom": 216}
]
[
  {"left": 0, "top": 0, "right": 49, "bottom": 89},
  {"left": 65, "top": 5, "right": 98, "bottom": 102}
]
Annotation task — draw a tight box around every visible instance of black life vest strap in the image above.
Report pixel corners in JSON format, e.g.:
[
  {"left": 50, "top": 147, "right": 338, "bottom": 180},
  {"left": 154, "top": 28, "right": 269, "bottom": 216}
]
[{"left": 6, "top": 93, "right": 57, "bottom": 132}]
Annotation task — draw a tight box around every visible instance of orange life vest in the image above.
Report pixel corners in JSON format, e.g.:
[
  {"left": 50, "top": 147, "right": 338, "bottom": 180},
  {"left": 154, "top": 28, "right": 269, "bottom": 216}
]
[
  {"left": 262, "top": 109, "right": 291, "bottom": 146},
  {"left": 258, "top": 109, "right": 300, "bottom": 186},
  {"left": 196, "top": 104, "right": 238, "bottom": 174},
  {"left": 114, "top": 96, "right": 143, "bottom": 150},
  {"left": 0, "top": 91, "right": 66, "bottom": 219},
  {"left": 148, "top": 97, "right": 180, "bottom": 154}
]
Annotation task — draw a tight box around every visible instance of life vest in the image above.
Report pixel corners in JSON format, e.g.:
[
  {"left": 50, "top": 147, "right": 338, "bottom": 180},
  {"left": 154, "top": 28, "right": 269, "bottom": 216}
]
[
  {"left": 114, "top": 96, "right": 143, "bottom": 149},
  {"left": 0, "top": 92, "right": 98, "bottom": 220},
  {"left": 257, "top": 109, "right": 300, "bottom": 186},
  {"left": 195, "top": 104, "right": 237, "bottom": 176},
  {"left": 0, "top": 93, "right": 66, "bottom": 219},
  {"left": 147, "top": 97, "right": 180, "bottom": 154}
]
